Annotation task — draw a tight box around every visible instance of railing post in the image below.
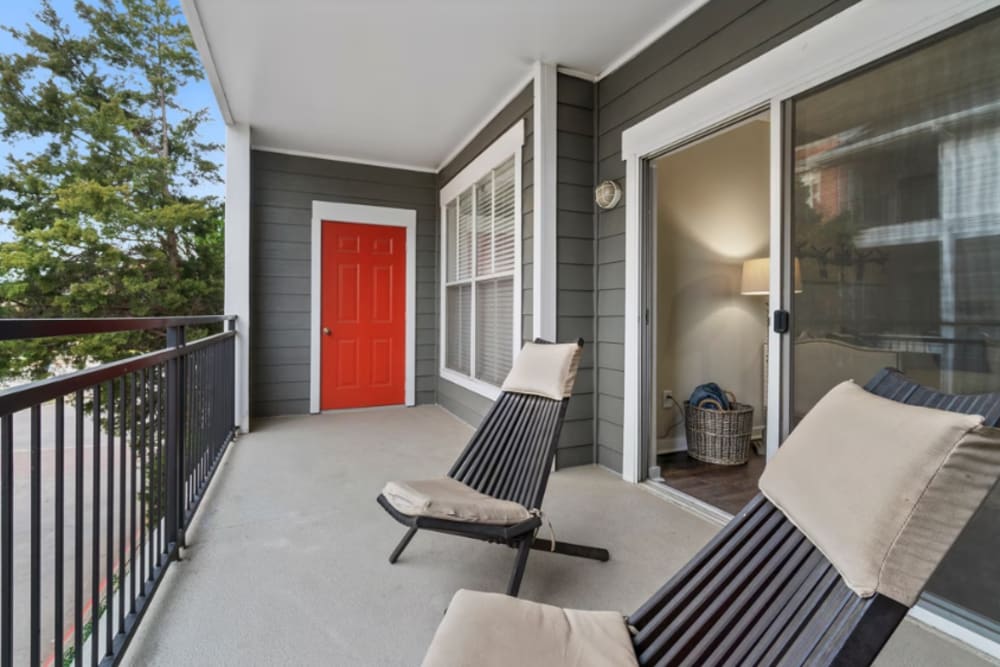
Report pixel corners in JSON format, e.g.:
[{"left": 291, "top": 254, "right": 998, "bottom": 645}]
[
  {"left": 165, "top": 325, "right": 187, "bottom": 553},
  {"left": 226, "top": 317, "right": 238, "bottom": 433}
]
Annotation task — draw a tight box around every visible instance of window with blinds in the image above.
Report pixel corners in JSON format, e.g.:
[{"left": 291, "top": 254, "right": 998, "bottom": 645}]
[{"left": 443, "top": 156, "right": 518, "bottom": 387}]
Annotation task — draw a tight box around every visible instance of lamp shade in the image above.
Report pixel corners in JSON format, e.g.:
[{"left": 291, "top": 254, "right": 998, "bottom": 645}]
[{"left": 740, "top": 257, "right": 802, "bottom": 295}]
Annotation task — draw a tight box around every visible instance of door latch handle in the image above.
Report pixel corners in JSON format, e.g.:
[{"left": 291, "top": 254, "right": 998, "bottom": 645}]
[
  {"left": 772, "top": 310, "right": 790, "bottom": 334},
  {"left": 322, "top": 327, "right": 331, "bottom": 336}
]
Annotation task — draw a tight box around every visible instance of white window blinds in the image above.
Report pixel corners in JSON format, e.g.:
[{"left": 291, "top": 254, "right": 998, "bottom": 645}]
[{"left": 443, "top": 155, "right": 518, "bottom": 387}]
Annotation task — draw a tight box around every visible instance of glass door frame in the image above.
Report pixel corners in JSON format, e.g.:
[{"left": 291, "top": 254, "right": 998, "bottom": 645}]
[
  {"left": 619, "top": 0, "right": 1000, "bottom": 655},
  {"left": 620, "top": 0, "right": 1000, "bottom": 483},
  {"left": 639, "top": 107, "right": 775, "bottom": 483}
]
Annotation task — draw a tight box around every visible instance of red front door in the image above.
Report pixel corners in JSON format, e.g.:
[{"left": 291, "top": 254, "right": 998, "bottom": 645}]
[{"left": 321, "top": 221, "right": 406, "bottom": 409}]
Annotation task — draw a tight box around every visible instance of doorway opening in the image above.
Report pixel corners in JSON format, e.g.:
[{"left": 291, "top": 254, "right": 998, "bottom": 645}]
[{"left": 648, "top": 112, "right": 771, "bottom": 515}]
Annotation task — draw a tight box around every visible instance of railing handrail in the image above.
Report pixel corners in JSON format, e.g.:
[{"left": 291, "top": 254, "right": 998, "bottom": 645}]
[
  {"left": 0, "top": 315, "right": 236, "bottom": 341},
  {"left": 0, "top": 330, "right": 236, "bottom": 416}
]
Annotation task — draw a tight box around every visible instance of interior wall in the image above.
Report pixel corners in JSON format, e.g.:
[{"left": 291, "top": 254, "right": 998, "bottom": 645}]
[{"left": 654, "top": 120, "right": 770, "bottom": 448}]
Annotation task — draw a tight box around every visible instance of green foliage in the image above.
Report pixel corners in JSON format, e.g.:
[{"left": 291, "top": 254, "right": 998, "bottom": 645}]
[{"left": 0, "top": 0, "right": 223, "bottom": 378}]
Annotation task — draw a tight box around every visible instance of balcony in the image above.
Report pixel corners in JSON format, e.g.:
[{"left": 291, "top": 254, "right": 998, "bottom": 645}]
[
  {"left": 118, "top": 411, "right": 994, "bottom": 666},
  {"left": 116, "top": 405, "right": 716, "bottom": 663},
  {"left": 1, "top": 319, "right": 995, "bottom": 666}
]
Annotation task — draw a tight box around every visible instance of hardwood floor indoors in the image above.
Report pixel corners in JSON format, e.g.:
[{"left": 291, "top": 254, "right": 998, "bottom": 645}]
[{"left": 656, "top": 448, "right": 766, "bottom": 515}]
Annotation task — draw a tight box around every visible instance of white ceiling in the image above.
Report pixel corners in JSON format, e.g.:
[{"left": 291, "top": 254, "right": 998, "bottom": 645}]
[{"left": 186, "top": 0, "right": 707, "bottom": 171}]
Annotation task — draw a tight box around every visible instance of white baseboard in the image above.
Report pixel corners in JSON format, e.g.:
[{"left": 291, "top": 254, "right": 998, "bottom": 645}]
[{"left": 656, "top": 435, "right": 687, "bottom": 455}]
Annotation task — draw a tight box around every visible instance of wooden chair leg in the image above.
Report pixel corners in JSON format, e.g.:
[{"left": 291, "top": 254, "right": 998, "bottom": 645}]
[
  {"left": 389, "top": 526, "right": 418, "bottom": 564},
  {"left": 506, "top": 539, "right": 533, "bottom": 597},
  {"left": 530, "top": 538, "right": 610, "bottom": 562}
]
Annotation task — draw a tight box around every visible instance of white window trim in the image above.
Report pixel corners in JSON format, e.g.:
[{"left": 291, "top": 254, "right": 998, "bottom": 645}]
[
  {"left": 440, "top": 120, "right": 525, "bottom": 203},
  {"left": 309, "top": 201, "right": 417, "bottom": 413},
  {"left": 618, "top": 0, "right": 1000, "bottom": 484},
  {"left": 439, "top": 120, "right": 524, "bottom": 400}
]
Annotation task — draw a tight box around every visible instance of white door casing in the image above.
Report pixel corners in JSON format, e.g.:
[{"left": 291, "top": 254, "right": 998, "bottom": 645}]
[{"left": 309, "top": 201, "right": 417, "bottom": 413}]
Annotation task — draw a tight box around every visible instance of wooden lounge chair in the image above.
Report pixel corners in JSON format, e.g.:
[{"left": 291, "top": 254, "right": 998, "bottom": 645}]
[
  {"left": 419, "top": 369, "right": 1000, "bottom": 666},
  {"left": 377, "top": 339, "right": 609, "bottom": 597}
]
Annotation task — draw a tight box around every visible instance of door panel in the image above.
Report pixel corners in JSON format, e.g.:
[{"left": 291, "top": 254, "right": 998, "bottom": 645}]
[
  {"left": 371, "top": 265, "right": 393, "bottom": 323},
  {"left": 321, "top": 221, "right": 406, "bottom": 409},
  {"left": 337, "top": 264, "right": 360, "bottom": 322},
  {"left": 371, "top": 338, "right": 392, "bottom": 387}
]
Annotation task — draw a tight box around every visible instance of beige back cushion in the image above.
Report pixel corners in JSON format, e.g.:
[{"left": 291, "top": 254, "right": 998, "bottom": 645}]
[
  {"left": 501, "top": 341, "right": 582, "bottom": 400},
  {"left": 759, "top": 381, "right": 1000, "bottom": 606}
]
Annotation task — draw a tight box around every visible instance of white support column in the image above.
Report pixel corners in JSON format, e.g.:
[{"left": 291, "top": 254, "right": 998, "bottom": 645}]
[
  {"left": 532, "top": 61, "right": 558, "bottom": 342},
  {"left": 225, "top": 123, "right": 252, "bottom": 433},
  {"left": 622, "top": 153, "right": 643, "bottom": 483}
]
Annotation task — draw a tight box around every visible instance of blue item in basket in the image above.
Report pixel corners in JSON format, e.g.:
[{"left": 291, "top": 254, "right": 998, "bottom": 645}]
[{"left": 689, "top": 383, "right": 730, "bottom": 410}]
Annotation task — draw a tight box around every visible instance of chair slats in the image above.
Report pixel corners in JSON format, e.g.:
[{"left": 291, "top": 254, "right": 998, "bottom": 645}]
[
  {"left": 708, "top": 547, "right": 828, "bottom": 666},
  {"left": 449, "top": 392, "right": 566, "bottom": 510},
  {"left": 482, "top": 397, "right": 534, "bottom": 498},
  {"left": 677, "top": 531, "right": 811, "bottom": 666},
  {"left": 867, "top": 367, "right": 1000, "bottom": 426},
  {"left": 746, "top": 560, "right": 843, "bottom": 666},
  {"left": 630, "top": 495, "right": 771, "bottom": 638},
  {"left": 495, "top": 397, "right": 552, "bottom": 502},
  {"left": 629, "top": 368, "right": 1000, "bottom": 666},
  {"left": 655, "top": 519, "right": 802, "bottom": 666}
]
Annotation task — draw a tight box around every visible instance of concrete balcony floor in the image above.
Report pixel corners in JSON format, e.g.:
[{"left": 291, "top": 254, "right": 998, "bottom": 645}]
[{"left": 123, "top": 406, "right": 997, "bottom": 666}]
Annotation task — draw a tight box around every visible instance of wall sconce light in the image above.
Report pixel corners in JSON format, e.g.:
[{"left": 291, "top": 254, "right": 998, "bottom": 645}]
[{"left": 594, "top": 180, "right": 622, "bottom": 210}]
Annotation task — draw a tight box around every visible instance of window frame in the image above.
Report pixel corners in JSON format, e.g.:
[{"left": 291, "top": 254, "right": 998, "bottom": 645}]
[{"left": 439, "top": 120, "right": 524, "bottom": 399}]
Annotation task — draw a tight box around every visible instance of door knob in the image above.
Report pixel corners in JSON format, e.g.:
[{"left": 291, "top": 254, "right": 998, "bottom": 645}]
[{"left": 322, "top": 327, "right": 331, "bottom": 336}]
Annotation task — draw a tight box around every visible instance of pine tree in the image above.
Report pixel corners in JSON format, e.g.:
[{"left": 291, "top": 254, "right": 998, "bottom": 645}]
[{"left": 0, "top": 0, "right": 223, "bottom": 379}]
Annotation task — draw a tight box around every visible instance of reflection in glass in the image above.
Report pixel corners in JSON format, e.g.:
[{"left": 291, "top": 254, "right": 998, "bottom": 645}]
[{"left": 790, "top": 15, "right": 1000, "bottom": 632}]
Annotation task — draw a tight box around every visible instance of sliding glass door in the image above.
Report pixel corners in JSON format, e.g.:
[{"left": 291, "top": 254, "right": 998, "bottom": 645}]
[{"left": 788, "top": 13, "right": 1000, "bottom": 636}]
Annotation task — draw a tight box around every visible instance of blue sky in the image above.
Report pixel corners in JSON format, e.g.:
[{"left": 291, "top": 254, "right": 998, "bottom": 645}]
[{"left": 0, "top": 0, "right": 226, "bottom": 241}]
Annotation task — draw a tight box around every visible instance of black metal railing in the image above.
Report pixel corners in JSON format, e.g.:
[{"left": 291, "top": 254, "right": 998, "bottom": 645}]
[{"left": 0, "top": 316, "right": 237, "bottom": 666}]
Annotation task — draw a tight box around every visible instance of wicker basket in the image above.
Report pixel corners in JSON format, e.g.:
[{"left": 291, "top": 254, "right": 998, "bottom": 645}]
[{"left": 684, "top": 399, "right": 754, "bottom": 465}]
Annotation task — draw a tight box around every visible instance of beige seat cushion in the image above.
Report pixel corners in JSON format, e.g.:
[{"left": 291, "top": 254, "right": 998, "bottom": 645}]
[
  {"left": 501, "top": 341, "right": 583, "bottom": 400},
  {"left": 422, "top": 589, "right": 639, "bottom": 667},
  {"left": 760, "top": 380, "right": 1000, "bottom": 605},
  {"left": 382, "top": 477, "right": 532, "bottom": 525}
]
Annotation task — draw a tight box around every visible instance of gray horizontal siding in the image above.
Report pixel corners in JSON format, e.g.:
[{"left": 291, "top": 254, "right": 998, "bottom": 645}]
[
  {"left": 555, "top": 73, "right": 597, "bottom": 469},
  {"left": 593, "top": 0, "right": 859, "bottom": 471},
  {"left": 437, "top": 84, "right": 534, "bottom": 427},
  {"left": 250, "top": 149, "right": 437, "bottom": 418},
  {"left": 437, "top": 378, "right": 494, "bottom": 428},
  {"left": 522, "top": 102, "right": 535, "bottom": 347}
]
